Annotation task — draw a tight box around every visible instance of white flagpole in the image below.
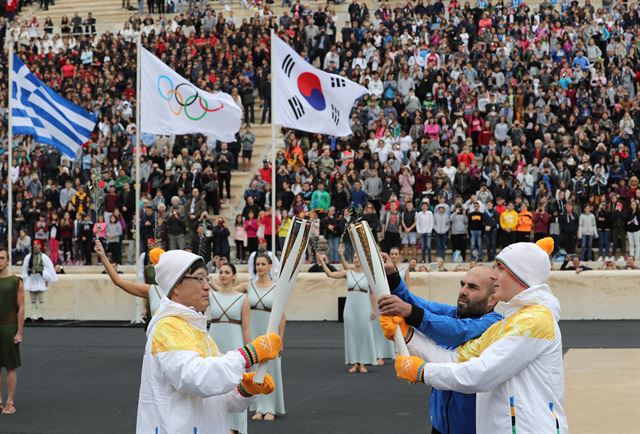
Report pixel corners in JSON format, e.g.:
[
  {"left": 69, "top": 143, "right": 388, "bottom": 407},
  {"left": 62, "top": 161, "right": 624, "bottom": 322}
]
[
  {"left": 270, "top": 29, "right": 276, "bottom": 254},
  {"left": 7, "top": 42, "right": 14, "bottom": 267},
  {"left": 135, "top": 36, "right": 142, "bottom": 266}
]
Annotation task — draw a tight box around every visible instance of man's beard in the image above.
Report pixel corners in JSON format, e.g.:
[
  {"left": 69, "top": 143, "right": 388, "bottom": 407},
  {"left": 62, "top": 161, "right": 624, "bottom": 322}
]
[{"left": 457, "top": 295, "right": 490, "bottom": 319}]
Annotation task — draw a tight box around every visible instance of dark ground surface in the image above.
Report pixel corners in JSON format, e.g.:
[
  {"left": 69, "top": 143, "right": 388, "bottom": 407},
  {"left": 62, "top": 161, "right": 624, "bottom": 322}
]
[{"left": 0, "top": 320, "right": 639, "bottom": 434}]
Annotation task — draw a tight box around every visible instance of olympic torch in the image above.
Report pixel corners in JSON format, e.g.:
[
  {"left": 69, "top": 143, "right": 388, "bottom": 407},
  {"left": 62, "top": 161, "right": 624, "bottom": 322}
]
[
  {"left": 253, "top": 217, "right": 312, "bottom": 384},
  {"left": 348, "top": 221, "right": 409, "bottom": 357}
]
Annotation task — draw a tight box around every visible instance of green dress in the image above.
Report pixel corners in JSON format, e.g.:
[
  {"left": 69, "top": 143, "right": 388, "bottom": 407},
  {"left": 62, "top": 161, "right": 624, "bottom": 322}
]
[{"left": 0, "top": 275, "right": 21, "bottom": 369}]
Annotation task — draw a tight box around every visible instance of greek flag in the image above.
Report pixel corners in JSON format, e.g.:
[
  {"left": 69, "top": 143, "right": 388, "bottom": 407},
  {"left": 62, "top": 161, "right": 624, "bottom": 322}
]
[{"left": 11, "top": 55, "right": 97, "bottom": 160}]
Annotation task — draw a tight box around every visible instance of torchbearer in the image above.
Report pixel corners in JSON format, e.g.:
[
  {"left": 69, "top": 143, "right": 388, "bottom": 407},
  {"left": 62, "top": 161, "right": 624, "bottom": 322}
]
[
  {"left": 136, "top": 249, "right": 282, "bottom": 434},
  {"left": 386, "top": 238, "right": 569, "bottom": 434}
]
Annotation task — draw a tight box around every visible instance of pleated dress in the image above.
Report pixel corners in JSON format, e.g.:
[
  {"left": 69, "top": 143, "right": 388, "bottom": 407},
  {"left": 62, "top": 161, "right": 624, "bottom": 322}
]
[
  {"left": 248, "top": 281, "right": 285, "bottom": 415},
  {"left": 208, "top": 290, "right": 248, "bottom": 434},
  {"left": 343, "top": 270, "right": 377, "bottom": 366}
]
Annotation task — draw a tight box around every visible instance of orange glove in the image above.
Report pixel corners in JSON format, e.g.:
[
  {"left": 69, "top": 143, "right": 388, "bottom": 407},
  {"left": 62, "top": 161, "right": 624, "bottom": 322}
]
[
  {"left": 395, "top": 355, "right": 426, "bottom": 384},
  {"left": 379, "top": 315, "right": 413, "bottom": 342},
  {"left": 239, "top": 333, "right": 282, "bottom": 368},
  {"left": 237, "top": 372, "right": 276, "bottom": 397}
]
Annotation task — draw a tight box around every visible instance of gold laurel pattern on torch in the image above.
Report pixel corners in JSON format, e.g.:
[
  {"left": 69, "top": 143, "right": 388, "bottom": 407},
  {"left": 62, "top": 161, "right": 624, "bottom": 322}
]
[
  {"left": 289, "top": 223, "right": 311, "bottom": 281},
  {"left": 281, "top": 219, "right": 302, "bottom": 267},
  {"left": 354, "top": 223, "right": 376, "bottom": 284}
]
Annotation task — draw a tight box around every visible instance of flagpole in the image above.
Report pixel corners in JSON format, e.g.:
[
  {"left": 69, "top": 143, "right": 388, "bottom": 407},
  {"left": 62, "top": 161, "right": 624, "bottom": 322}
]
[
  {"left": 135, "top": 36, "right": 142, "bottom": 266},
  {"left": 270, "top": 29, "right": 276, "bottom": 255},
  {"left": 7, "top": 41, "right": 14, "bottom": 267}
]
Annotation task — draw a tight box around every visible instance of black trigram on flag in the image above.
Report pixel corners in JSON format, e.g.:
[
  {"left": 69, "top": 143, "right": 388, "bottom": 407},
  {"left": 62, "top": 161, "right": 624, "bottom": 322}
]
[
  {"left": 288, "top": 96, "right": 305, "bottom": 120},
  {"left": 331, "top": 104, "right": 340, "bottom": 126},
  {"left": 282, "top": 55, "right": 295, "bottom": 78},
  {"left": 330, "top": 76, "right": 346, "bottom": 88}
]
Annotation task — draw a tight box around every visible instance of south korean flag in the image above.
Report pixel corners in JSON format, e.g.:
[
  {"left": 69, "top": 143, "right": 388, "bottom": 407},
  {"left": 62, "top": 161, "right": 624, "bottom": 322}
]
[{"left": 271, "top": 33, "right": 369, "bottom": 137}]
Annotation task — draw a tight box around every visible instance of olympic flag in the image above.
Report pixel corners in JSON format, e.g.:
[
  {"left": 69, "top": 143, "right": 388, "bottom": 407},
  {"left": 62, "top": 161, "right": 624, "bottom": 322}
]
[
  {"left": 271, "top": 34, "right": 369, "bottom": 137},
  {"left": 140, "top": 47, "right": 242, "bottom": 142}
]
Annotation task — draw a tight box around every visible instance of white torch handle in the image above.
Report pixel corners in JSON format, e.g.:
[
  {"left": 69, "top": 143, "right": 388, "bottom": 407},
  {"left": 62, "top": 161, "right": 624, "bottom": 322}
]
[
  {"left": 253, "top": 218, "right": 311, "bottom": 384},
  {"left": 349, "top": 221, "right": 410, "bottom": 357}
]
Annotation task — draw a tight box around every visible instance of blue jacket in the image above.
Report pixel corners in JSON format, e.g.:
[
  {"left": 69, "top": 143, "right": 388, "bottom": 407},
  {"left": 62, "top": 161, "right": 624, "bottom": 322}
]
[{"left": 391, "top": 278, "right": 502, "bottom": 434}]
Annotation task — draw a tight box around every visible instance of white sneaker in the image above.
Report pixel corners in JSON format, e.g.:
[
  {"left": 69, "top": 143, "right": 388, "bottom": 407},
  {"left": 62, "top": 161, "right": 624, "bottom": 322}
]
[
  {"left": 597, "top": 256, "right": 603, "bottom": 262},
  {"left": 618, "top": 256, "right": 625, "bottom": 262}
]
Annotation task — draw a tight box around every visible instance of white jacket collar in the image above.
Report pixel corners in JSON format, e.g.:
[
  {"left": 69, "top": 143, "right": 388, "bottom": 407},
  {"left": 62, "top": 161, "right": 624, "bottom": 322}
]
[
  {"left": 146, "top": 296, "right": 208, "bottom": 337},
  {"left": 495, "top": 284, "right": 561, "bottom": 321}
]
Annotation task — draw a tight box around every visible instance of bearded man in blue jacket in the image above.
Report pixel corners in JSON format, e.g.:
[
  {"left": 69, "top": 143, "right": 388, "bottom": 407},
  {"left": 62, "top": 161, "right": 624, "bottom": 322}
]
[{"left": 378, "top": 254, "right": 501, "bottom": 434}]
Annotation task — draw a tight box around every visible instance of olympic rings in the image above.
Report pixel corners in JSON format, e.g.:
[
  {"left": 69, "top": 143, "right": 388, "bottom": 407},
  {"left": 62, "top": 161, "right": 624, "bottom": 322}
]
[{"left": 156, "top": 75, "right": 224, "bottom": 121}]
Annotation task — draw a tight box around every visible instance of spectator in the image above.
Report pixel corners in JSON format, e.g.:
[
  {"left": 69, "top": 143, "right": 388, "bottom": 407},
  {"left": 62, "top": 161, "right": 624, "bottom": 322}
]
[
  {"left": 233, "top": 215, "right": 247, "bottom": 263},
  {"left": 516, "top": 204, "right": 533, "bottom": 243},
  {"left": 416, "top": 201, "right": 433, "bottom": 263},
  {"left": 400, "top": 201, "right": 417, "bottom": 261},
  {"left": 382, "top": 201, "right": 401, "bottom": 253},
  {"left": 499, "top": 202, "right": 518, "bottom": 248},
  {"left": 211, "top": 218, "right": 231, "bottom": 262},
  {"left": 483, "top": 200, "right": 499, "bottom": 261},
  {"left": 244, "top": 211, "right": 259, "bottom": 256},
  {"left": 450, "top": 205, "right": 468, "bottom": 262},
  {"left": 106, "top": 214, "right": 123, "bottom": 265},
  {"left": 532, "top": 206, "right": 550, "bottom": 242},
  {"left": 240, "top": 125, "right": 256, "bottom": 172},
  {"left": 623, "top": 255, "right": 640, "bottom": 270},
  {"left": 433, "top": 203, "right": 450, "bottom": 261},
  {"left": 560, "top": 255, "right": 592, "bottom": 274},
  {"left": 323, "top": 207, "right": 343, "bottom": 264},
  {"left": 578, "top": 204, "right": 598, "bottom": 261},
  {"left": 560, "top": 204, "right": 579, "bottom": 255},
  {"left": 626, "top": 200, "right": 640, "bottom": 261},
  {"left": 468, "top": 202, "right": 484, "bottom": 262}
]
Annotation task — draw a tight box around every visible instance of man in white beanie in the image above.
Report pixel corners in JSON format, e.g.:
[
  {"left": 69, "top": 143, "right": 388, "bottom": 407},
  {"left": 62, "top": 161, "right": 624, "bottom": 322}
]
[
  {"left": 136, "top": 249, "right": 283, "bottom": 434},
  {"left": 386, "top": 238, "right": 569, "bottom": 434}
]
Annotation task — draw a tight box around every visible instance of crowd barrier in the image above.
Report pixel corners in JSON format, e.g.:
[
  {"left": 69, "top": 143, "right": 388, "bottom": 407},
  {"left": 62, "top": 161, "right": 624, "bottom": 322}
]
[{"left": 26, "top": 271, "right": 640, "bottom": 321}]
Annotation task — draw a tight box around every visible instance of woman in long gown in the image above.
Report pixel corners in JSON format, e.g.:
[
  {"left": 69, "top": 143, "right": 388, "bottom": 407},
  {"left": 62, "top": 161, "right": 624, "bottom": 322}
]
[
  {"left": 236, "top": 254, "right": 285, "bottom": 421},
  {"left": 208, "top": 263, "right": 251, "bottom": 434},
  {"left": 319, "top": 253, "right": 377, "bottom": 373}
]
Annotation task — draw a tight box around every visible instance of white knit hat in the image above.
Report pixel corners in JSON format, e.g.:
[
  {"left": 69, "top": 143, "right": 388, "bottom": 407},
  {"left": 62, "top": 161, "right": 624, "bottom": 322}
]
[
  {"left": 495, "top": 238, "right": 554, "bottom": 288},
  {"left": 155, "top": 250, "right": 204, "bottom": 296}
]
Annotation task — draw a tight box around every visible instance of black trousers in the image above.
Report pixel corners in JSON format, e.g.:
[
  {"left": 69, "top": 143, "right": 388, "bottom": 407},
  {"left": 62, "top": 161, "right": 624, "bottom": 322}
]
[
  {"left": 261, "top": 100, "right": 271, "bottom": 124},
  {"left": 218, "top": 172, "right": 231, "bottom": 200},
  {"left": 563, "top": 233, "right": 577, "bottom": 254},
  {"left": 451, "top": 233, "right": 467, "bottom": 261}
]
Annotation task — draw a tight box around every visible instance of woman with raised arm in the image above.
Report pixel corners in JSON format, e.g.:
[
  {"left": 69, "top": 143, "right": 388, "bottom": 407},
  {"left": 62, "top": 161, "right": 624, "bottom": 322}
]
[
  {"left": 319, "top": 252, "right": 377, "bottom": 374},
  {"left": 94, "top": 240, "right": 164, "bottom": 318},
  {"left": 235, "top": 253, "right": 285, "bottom": 422},
  {"left": 208, "top": 263, "right": 251, "bottom": 434}
]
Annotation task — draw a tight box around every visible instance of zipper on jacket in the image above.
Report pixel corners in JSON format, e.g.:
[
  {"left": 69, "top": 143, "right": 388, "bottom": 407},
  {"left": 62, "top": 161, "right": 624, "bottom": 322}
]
[{"left": 549, "top": 402, "right": 560, "bottom": 434}]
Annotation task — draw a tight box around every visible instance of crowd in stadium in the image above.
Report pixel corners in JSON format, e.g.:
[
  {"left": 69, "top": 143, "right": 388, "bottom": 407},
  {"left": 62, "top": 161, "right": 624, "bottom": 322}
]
[{"left": 1, "top": 0, "right": 640, "bottom": 270}]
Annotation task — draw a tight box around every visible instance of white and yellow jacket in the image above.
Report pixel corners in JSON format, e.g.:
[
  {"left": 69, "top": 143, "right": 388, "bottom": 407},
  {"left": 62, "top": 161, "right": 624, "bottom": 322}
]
[
  {"left": 409, "top": 284, "right": 568, "bottom": 434},
  {"left": 136, "top": 297, "right": 253, "bottom": 434}
]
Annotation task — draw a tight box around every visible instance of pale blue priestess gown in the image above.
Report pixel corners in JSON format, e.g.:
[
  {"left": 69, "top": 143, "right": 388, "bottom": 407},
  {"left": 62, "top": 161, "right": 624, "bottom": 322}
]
[
  {"left": 208, "top": 290, "right": 249, "bottom": 434},
  {"left": 248, "top": 280, "right": 285, "bottom": 415},
  {"left": 343, "top": 270, "right": 377, "bottom": 366}
]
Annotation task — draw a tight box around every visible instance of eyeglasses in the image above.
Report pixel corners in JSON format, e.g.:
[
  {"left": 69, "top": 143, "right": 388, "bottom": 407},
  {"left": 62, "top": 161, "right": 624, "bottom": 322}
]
[{"left": 183, "top": 275, "right": 211, "bottom": 286}]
